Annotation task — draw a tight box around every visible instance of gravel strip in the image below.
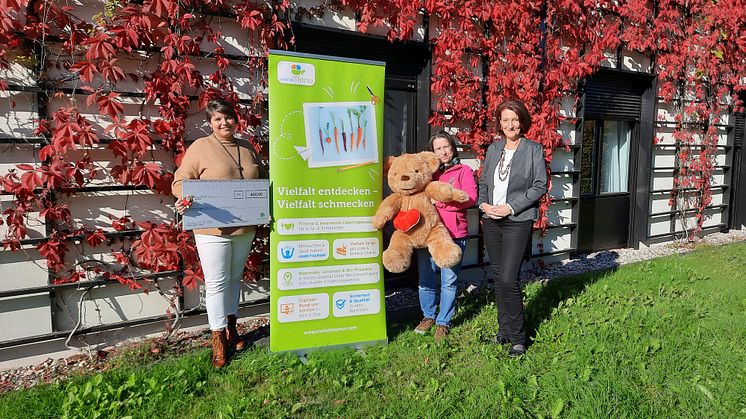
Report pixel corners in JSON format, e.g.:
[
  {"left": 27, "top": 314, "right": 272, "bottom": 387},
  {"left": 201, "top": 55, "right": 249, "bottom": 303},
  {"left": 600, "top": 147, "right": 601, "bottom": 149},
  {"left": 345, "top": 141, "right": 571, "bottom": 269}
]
[{"left": 2, "top": 229, "right": 744, "bottom": 393}]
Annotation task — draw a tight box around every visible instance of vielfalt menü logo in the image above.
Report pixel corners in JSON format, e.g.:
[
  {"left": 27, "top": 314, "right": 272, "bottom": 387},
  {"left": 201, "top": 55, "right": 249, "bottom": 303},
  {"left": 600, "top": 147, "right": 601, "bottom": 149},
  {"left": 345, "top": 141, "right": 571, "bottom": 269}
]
[{"left": 277, "top": 61, "right": 315, "bottom": 86}]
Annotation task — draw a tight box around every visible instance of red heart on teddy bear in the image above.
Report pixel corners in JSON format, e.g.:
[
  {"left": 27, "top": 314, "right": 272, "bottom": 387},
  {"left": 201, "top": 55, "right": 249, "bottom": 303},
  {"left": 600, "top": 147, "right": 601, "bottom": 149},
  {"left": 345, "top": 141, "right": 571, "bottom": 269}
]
[{"left": 393, "top": 209, "right": 420, "bottom": 232}]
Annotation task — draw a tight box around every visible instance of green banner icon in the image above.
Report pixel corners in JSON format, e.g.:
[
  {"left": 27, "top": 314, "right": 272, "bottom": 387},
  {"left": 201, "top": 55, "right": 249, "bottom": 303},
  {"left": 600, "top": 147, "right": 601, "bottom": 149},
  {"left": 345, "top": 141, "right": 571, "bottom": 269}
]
[{"left": 268, "top": 51, "right": 387, "bottom": 353}]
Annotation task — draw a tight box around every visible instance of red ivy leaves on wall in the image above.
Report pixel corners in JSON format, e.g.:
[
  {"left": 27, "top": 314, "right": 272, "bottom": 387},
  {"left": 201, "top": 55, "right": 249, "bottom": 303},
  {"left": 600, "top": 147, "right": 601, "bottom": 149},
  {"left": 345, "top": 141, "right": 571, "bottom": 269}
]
[{"left": 0, "top": 0, "right": 744, "bottom": 291}]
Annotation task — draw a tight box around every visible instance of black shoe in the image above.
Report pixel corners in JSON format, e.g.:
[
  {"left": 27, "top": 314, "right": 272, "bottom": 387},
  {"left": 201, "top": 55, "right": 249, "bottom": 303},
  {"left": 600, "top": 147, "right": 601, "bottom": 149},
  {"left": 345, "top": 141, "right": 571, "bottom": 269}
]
[
  {"left": 493, "top": 335, "right": 510, "bottom": 345},
  {"left": 508, "top": 344, "right": 526, "bottom": 357}
]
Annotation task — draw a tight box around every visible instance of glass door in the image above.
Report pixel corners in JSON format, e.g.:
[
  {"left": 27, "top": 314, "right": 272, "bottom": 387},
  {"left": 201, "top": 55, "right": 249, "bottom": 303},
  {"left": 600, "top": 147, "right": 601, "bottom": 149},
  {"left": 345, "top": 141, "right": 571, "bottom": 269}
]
[{"left": 578, "top": 119, "right": 634, "bottom": 252}]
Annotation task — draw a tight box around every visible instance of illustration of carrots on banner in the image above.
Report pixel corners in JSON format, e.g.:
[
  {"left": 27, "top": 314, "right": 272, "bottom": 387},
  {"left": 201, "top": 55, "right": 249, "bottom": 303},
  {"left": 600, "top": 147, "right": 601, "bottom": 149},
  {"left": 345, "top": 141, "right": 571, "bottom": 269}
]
[{"left": 301, "top": 101, "right": 378, "bottom": 168}]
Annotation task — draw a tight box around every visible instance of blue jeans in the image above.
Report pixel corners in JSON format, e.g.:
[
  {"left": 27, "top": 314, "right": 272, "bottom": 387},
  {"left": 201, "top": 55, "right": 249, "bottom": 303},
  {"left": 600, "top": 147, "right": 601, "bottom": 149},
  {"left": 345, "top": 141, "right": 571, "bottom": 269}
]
[{"left": 416, "top": 238, "right": 468, "bottom": 327}]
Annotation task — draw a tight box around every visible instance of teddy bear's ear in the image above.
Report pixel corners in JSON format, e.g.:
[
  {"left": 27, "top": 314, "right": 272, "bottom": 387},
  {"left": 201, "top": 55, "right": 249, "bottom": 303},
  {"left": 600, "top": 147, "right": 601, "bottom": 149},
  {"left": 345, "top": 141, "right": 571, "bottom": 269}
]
[
  {"left": 419, "top": 151, "right": 440, "bottom": 173},
  {"left": 383, "top": 156, "right": 396, "bottom": 177}
]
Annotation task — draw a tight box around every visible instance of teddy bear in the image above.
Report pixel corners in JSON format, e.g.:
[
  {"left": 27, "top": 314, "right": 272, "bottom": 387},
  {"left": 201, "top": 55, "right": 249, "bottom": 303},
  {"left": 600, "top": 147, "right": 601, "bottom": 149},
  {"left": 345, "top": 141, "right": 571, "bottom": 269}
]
[{"left": 371, "top": 151, "right": 470, "bottom": 273}]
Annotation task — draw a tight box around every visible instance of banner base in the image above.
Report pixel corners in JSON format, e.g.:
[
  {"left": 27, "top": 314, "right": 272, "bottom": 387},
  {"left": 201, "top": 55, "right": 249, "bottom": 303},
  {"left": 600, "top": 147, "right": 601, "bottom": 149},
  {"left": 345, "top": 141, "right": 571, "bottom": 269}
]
[{"left": 271, "top": 339, "right": 388, "bottom": 356}]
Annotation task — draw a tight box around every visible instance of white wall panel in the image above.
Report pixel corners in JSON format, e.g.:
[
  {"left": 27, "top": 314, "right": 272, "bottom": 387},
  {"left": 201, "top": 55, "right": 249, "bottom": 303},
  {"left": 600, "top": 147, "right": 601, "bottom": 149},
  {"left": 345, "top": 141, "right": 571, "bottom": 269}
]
[
  {"left": 655, "top": 127, "right": 676, "bottom": 145},
  {"left": 64, "top": 146, "right": 176, "bottom": 187},
  {"left": 462, "top": 237, "right": 479, "bottom": 266},
  {"left": 0, "top": 52, "right": 36, "bottom": 85},
  {"left": 196, "top": 16, "right": 263, "bottom": 58},
  {"left": 709, "top": 192, "right": 725, "bottom": 206},
  {"left": 0, "top": 250, "right": 48, "bottom": 292},
  {"left": 47, "top": 50, "right": 157, "bottom": 94},
  {"left": 66, "top": 0, "right": 109, "bottom": 24},
  {"left": 652, "top": 149, "right": 676, "bottom": 167},
  {"left": 54, "top": 280, "right": 178, "bottom": 331},
  {"left": 0, "top": 143, "right": 39, "bottom": 175},
  {"left": 60, "top": 236, "right": 136, "bottom": 279},
  {"left": 549, "top": 149, "right": 573, "bottom": 172},
  {"left": 650, "top": 195, "right": 673, "bottom": 214},
  {"left": 0, "top": 293, "right": 53, "bottom": 341},
  {"left": 557, "top": 121, "right": 576, "bottom": 146},
  {"left": 558, "top": 96, "right": 577, "bottom": 118},
  {"left": 0, "top": 92, "right": 38, "bottom": 138},
  {"left": 292, "top": 1, "right": 357, "bottom": 31},
  {"left": 656, "top": 103, "right": 678, "bottom": 123},
  {"left": 649, "top": 215, "right": 672, "bottom": 236},
  {"left": 0, "top": 195, "right": 46, "bottom": 240},
  {"left": 702, "top": 210, "right": 723, "bottom": 227},
  {"left": 47, "top": 96, "right": 160, "bottom": 139},
  {"left": 467, "top": 207, "right": 480, "bottom": 236},
  {"left": 532, "top": 229, "right": 572, "bottom": 256},
  {"left": 182, "top": 277, "right": 270, "bottom": 311},
  {"left": 549, "top": 175, "right": 575, "bottom": 199},
  {"left": 64, "top": 190, "right": 173, "bottom": 230},
  {"left": 192, "top": 57, "right": 264, "bottom": 101},
  {"left": 651, "top": 173, "right": 674, "bottom": 191},
  {"left": 622, "top": 49, "right": 652, "bottom": 73},
  {"left": 546, "top": 202, "right": 574, "bottom": 226}
]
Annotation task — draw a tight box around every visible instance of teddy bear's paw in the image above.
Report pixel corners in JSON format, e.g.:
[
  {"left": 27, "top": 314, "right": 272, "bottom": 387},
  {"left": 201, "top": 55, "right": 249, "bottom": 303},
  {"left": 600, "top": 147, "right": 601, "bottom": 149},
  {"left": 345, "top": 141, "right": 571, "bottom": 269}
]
[
  {"left": 432, "top": 245, "right": 462, "bottom": 269},
  {"left": 453, "top": 189, "right": 470, "bottom": 203},
  {"left": 383, "top": 250, "right": 409, "bottom": 273},
  {"left": 371, "top": 214, "right": 387, "bottom": 230}
]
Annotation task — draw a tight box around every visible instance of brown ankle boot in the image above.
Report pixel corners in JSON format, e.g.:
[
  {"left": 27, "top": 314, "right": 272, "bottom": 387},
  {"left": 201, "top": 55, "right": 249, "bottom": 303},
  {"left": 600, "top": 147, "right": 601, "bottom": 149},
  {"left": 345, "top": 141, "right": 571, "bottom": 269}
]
[
  {"left": 226, "top": 315, "right": 246, "bottom": 351},
  {"left": 211, "top": 329, "right": 228, "bottom": 368}
]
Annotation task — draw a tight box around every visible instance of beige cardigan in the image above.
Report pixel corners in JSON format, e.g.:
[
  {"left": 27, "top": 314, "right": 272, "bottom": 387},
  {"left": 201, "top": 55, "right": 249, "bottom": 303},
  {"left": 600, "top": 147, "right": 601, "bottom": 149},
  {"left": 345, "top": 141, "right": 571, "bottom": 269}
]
[{"left": 172, "top": 135, "right": 263, "bottom": 236}]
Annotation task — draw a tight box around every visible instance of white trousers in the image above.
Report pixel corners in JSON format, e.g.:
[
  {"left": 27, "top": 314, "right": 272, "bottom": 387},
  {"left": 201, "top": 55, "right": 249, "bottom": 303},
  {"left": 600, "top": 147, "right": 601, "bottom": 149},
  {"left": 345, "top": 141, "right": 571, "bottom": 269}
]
[{"left": 194, "top": 232, "right": 255, "bottom": 331}]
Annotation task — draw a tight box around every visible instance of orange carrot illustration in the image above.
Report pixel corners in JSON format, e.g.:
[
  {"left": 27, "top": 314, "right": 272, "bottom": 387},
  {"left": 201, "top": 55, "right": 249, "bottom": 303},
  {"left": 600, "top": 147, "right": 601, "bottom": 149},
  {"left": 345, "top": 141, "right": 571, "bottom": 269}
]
[
  {"left": 331, "top": 112, "right": 340, "bottom": 154},
  {"left": 352, "top": 107, "right": 363, "bottom": 149},
  {"left": 362, "top": 118, "right": 368, "bottom": 150}
]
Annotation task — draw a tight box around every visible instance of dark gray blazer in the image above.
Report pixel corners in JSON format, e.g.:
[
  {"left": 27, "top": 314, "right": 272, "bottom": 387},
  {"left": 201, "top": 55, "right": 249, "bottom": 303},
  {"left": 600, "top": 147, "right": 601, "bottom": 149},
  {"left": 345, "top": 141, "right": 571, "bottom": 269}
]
[{"left": 477, "top": 138, "right": 548, "bottom": 222}]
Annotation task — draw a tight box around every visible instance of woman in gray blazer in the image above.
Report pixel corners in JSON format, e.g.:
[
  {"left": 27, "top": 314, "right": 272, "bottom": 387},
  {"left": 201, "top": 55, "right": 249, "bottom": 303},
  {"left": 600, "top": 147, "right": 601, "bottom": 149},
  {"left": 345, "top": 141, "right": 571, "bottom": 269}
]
[{"left": 477, "top": 99, "right": 548, "bottom": 357}]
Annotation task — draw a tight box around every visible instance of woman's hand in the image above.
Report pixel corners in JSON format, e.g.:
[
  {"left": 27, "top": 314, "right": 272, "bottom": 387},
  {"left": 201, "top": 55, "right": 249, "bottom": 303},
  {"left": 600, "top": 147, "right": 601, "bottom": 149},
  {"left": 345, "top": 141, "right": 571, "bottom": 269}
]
[
  {"left": 481, "top": 203, "right": 512, "bottom": 219},
  {"left": 175, "top": 195, "right": 193, "bottom": 215},
  {"left": 494, "top": 204, "right": 513, "bottom": 218}
]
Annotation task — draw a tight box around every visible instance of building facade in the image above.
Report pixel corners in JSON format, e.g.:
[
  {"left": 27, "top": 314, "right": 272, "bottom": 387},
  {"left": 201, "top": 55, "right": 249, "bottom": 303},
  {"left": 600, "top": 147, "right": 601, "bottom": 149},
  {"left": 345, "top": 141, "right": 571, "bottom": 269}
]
[{"left": 0, "top": 1, "right": 744, "bottom": 362}]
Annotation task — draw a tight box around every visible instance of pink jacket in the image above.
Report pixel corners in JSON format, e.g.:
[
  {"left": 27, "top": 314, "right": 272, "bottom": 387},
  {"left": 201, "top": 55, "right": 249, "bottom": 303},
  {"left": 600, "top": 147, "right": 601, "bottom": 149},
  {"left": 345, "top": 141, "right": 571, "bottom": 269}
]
[{"left": 433, "top": 164, "right": 477, "bottom": 239}]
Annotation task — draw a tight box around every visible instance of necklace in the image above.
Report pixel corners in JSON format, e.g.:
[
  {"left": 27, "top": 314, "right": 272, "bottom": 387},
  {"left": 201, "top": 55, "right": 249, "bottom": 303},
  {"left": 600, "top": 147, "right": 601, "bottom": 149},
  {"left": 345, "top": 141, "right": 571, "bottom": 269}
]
[
  {"left": 497, "top": 151, "right": 511, "bottom": 181},
  {"left": 211, "top": 133, "right": 244, "bottom": 179},
  {"left": 497, "top": 138, "right": 521, "bottom": 181}
]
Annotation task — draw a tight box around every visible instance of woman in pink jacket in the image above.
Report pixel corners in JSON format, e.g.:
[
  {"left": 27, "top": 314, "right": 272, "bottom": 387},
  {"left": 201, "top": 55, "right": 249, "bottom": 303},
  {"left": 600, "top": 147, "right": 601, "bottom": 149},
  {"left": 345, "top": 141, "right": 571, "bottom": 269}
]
[{"left": 414, "top": 131, "right": 477, "bottom": 341}]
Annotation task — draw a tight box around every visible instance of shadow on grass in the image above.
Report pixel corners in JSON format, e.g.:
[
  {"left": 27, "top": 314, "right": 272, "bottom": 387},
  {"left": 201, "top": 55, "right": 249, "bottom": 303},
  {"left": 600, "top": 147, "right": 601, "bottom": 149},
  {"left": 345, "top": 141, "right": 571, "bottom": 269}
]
[
  {"left": 523, "top": 266, "right": 614, "bottom": 347},
  {"left": 384, "top": 306, "right": 422, "bottom": 341},
  {"left": 448, "top": 251, "right": 620, "bottom": 344}
]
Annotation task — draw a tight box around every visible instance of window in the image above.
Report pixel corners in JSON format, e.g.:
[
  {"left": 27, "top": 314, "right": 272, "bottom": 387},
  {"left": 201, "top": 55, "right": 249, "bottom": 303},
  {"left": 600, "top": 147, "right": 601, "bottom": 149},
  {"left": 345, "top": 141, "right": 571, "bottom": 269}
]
[{"left": 581, "top": 119, "right": 633, "bottom": 195}]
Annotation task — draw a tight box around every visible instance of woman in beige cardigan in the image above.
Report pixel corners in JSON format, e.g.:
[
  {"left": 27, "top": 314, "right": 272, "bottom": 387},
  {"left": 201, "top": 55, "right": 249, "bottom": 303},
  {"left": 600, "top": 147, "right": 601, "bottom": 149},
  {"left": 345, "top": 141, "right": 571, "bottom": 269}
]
[{"left": 172, "top": 98, "right": 263, "bottom": 368}]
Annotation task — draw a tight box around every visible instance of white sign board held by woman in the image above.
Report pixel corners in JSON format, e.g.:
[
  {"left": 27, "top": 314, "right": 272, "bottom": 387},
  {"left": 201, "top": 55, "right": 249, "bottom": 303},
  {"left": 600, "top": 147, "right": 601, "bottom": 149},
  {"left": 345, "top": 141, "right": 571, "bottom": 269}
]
[{"left": 181, "top": 179, "right": 270, "bottom": 230}]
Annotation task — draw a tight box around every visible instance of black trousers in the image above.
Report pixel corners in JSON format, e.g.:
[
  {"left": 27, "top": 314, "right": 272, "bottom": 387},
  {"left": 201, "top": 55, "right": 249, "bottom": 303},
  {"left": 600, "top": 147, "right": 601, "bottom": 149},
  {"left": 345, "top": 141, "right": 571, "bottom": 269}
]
[{"left": 482, "top": 218, "right": 533, "bottom": 345}]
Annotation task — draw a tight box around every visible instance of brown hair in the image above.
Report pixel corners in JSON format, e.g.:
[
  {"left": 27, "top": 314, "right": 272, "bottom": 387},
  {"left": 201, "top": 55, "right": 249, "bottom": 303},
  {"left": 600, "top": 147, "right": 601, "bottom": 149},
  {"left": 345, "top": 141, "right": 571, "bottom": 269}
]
[
  {"left": 497, "top": 99, "right": 532, "bottom": 136},
  {"left": 427, "top": 130, "right": 460, "bottom": 159},
  {"left": 205, "top": 97, "right": 237, "bottom": 121}
]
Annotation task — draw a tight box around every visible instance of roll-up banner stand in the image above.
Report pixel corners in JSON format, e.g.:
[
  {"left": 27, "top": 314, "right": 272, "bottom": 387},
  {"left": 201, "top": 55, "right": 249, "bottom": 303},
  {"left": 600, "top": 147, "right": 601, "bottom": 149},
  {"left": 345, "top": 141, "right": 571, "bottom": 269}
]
[{"left": 268, "top": 50, "right": 387, "bottom": 353}]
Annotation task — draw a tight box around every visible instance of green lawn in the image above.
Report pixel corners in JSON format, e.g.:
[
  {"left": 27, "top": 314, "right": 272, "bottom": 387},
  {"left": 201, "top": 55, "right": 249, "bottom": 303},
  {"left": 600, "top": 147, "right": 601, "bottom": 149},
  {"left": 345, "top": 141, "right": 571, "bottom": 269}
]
[{"left": 3, "top": 242, "right": 746, "bottom": 418}]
